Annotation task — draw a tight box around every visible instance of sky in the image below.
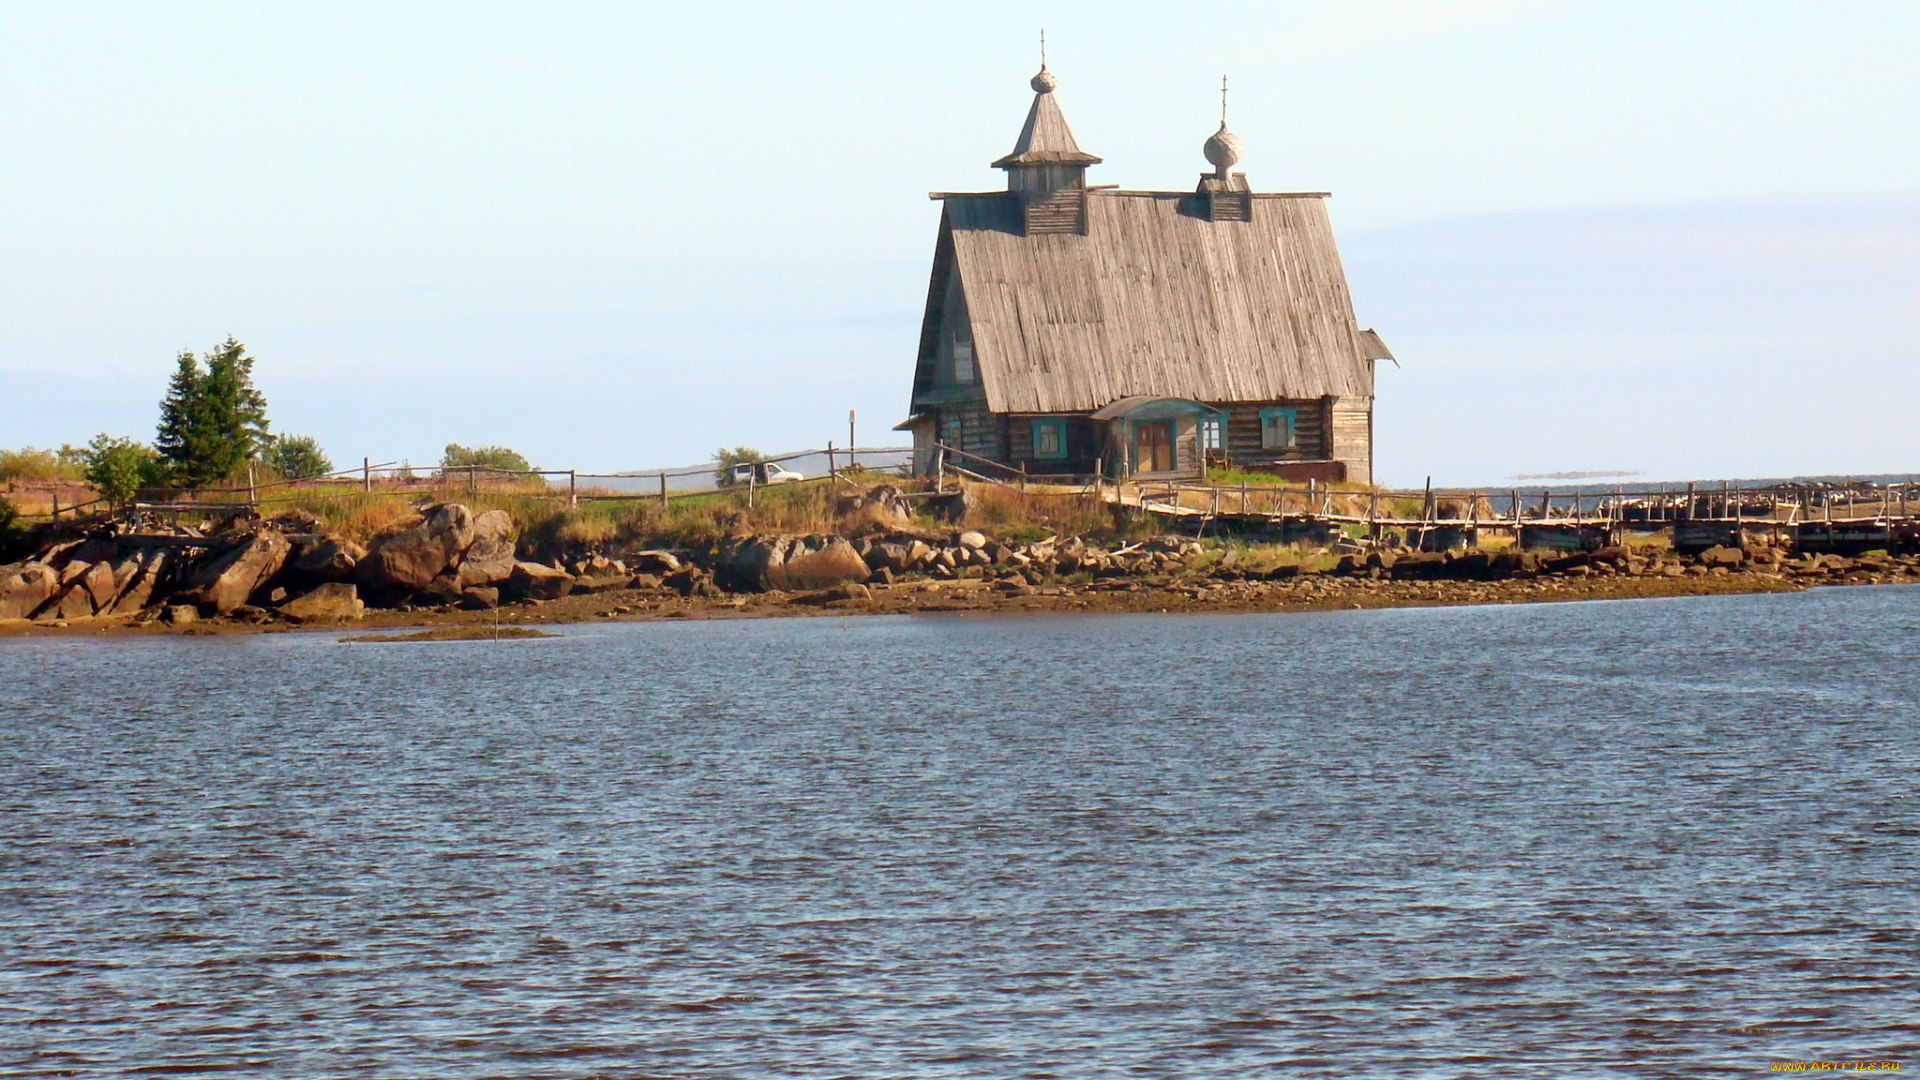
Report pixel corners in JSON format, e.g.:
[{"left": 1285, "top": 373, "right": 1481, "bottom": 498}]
[{"left": 2, "top": 1, "right": 1917, "bottom": 486}]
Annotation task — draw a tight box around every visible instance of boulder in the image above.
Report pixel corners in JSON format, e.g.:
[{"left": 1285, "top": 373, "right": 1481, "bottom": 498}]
[
  {"left": 164, "top": 604, "right": 198, "bottom": 626},
  {"left": 507, "top": 561, "right": 574, "bottom": 601},
  {"left": 459, "top": 586, "right": 500, "bottom": 610},
  {"left": 572, "top": 575, "right": 634, "bottom": 594},
  {"left": 630, "top": 550, "right": 682, "bottom": 575},
  {"left": 725, "top": 535, "right": 870, "bottom": 592},
  {"left": 278, "top": 582, "right": 366, "bottom": 621},
  {"left": 417, "top": 575, "right": 464, "bottom": 606},
  {"left": 1698, "top": 545, "right": 1746, "bottom": 569},
  {"left": 182, "top": 530, "right": 292, "bottom": 615},
  {"left": 0, "top": 563, "right": 62, "bottom": 621},
  {"left": 957, "top": 530, "right": 988, "bottom": 550},
  {"left": 103, "top": 552, "right": 169, "bottom": 615},
  {"left": 358, "top": 504, "right": 475, "bottom": 590},
  {"left": 38, "top": 584, "right": 96, "bottom": 622},
  {"left": 793, "top": 583, "right": 873, "bottom": 605},
  {"left": 79, "top": 560, "right": 120, "bottom": 610},
  {"left": 289, "top": 534, "right": 365, "bottom": 581},
  {"left": 927, "top": 488, "right": 974, "bottom": 524},
  {"left": 836, "top": 485, "right": 913, "bottom": 528},
  {"left": 452, "top": 510, "right": 517, "bottom": 588}
]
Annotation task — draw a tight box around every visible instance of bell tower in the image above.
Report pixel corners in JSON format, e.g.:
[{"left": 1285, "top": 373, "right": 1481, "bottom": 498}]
[{"left": 992, "top": 37, "right": 1101, "bottom": 236}]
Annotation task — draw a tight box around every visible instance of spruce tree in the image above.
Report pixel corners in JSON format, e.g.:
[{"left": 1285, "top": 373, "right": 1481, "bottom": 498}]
[{"left": 154, "top": 337, "right": 272, "bottom": 488}]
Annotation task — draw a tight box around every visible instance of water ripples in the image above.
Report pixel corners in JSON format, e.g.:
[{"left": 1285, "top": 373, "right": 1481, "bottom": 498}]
[{"left": 3, "top": 587, "right": 1917, "bottom": 1075}]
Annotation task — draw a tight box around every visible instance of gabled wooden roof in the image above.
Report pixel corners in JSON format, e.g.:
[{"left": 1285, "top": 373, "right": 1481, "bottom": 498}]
[{"left": 916, "top": 190, "right": 1377, "bottom": 414}]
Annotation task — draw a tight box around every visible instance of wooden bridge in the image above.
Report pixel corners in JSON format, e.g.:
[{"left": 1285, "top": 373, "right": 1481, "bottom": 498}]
[{"left": 930, "top": 444, "right": 1919, "bottom": 555}]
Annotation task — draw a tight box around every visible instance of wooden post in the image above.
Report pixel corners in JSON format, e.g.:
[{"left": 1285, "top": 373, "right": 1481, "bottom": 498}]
[
  {"left": 848, "top": 410, "right": 856, "bottom": 471},
  {"left": 827, "top": 441, "right": 836, "bottom": 485},
  {"left": 936, "top": 446, "right": 946, "bottom": 492},
  {"left": 1540, "top": 489, "right": 1552, "bottom": 520},
  {"left": 569, "top": 470, "right": 577, "bottom": 508},
  {"left": 50, "top": 491, "right": 59, "bottom": 523},
  {"left": 363, "top": 456, "right": 372, "bottom": 493},
  {"left": 659, "top": 472, "right": 668, "bottom": 510},
  {"left": 247, "top": 464, "right": 257, "bottom": 512},
  {"left": 747, "top": 465, "right": 756, "bottom": 509},
  {"left": 468, "top": 465, "right": 477, "bottom": 494}
]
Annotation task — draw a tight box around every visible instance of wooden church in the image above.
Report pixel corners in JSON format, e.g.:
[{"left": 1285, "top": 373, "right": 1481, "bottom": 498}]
[{"left": 898, "top": 64, "right": 1391, "bottom": 484}]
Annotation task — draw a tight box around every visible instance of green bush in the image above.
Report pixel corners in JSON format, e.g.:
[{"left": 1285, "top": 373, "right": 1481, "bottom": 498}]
[
  {"left": 264, "top": 434, "right": 334, "bottom": 479},
  {"left": 442, "top": 443, "right": 532, "bottom": 473},
  {"left": 0, "top": 446, "right": 86, "bottom": 483},
  {"left": 83, "top": 435, "right": 168, "bottom": 503},
  {"left": 713, "top": 446, "right": 762, "bottom": 488},
  {"left": 0, "top": 497, "right": 30, "bottom": 561}
]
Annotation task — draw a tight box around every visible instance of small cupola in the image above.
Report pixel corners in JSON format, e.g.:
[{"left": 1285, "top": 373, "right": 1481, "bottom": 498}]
[
  {"left": 994, "top": 43, "right": 1100, "bottom": 236},
  {"left": 1197, "top": 76, "right": 1251, "bottom": 222}
]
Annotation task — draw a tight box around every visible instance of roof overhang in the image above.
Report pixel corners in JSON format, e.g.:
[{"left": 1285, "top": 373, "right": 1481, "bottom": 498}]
[{"left": 1089, "top": 396, "right": 1228, "bottom": 422}]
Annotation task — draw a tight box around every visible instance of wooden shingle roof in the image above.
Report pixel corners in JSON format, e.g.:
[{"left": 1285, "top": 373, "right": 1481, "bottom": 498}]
[{"left": 923, "top": 190, "right": 1376, "bottom": 414}]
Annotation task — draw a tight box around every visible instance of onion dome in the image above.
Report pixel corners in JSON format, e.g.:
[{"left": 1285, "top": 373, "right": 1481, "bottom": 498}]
[{"left": 1204, "top": 121, "right": 1244, "bottom": 178}]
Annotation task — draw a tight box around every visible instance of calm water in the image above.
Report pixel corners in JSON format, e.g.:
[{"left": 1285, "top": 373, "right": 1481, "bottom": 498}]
[{"left": 3, "top": 588, "right": 1917, "bottom": 1077}]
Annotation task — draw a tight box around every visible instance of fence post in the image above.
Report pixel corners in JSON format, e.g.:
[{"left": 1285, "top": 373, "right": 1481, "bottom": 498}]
[
  {"left": 468, "top": 465, "right": 476, "bottom": 494},
  {"left": 848, "top": 410, "right": 856, "bottom": 472},
  {"left": 363, "top": 457, "right": 371, "bottom": 493},
  {"left": 659, "top": 472, "right": 668, "bottom": 510},
  {"left": 51, "top": 491, "right": 59, "bottom": 523},
  {"left": 247, "top": 464, "right": 257, "bottom": 511},
  {"left": 568, "top": 470, "right": 577, "bottom": 508},
  {"left": 747, "top": 466, "right": 756, "bottom": 509},
  {"left": 827, "top": 441, "right": 836, "bottom": 485}
]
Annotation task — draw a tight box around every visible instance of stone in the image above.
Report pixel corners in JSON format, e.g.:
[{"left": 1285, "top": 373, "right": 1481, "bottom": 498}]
[
  {"left": 165, "top": 604, "right": 198, "bottom": 625},
  {"left": 357, "top": 504, "right": 476, "bottom": 590},
  {"left": 904, "top": 540, "right": 933, "bottom": 568},
  {"left": 927, "top": 487, "right": 974, "bottom": 524},
  {"left": 417, "top": 575, "right": 465, "bottom": 605},
  {"left": 725, "top": 535, "right": 870, "bottom": 592},
  {"left": 459, "top": 586, "right": 500, "bottom": 610},
  {"left": 289, "top": 534, "right": 366, "bottom": 582},
  {"left": 103, "top": 552, "right": 168, "bottom": 616},
  {"left": 269, "top": 508, "right": 323, "bottom": 532},
  {"left": 957, "top": 530, "right": 988, "bottom": 550},
  {"left": 630, "top": 550, "right": 682, "bottom": 575},
  {"left": 867, "top": 565, "right": 894, "bottom": 586},
  {"left": 837, "top": 485, "right": 913, "bottom": 528},
  {"left": 278, "top": 582, "right": 366, "bottom": 621},
  {"left": 794, "top": 583, "right": 872, "bottom": 605},
  {"left": 630, "top": 573, "right": 662, "bottom": 590},
  {"left": 507, "top": 561, "right": 575, "bottom": 601},
  {"left": 571, "top": 575, "right": 634, "bottom": 594},
  {"left": 37, "top": 585, "right": 96, "bottom": 622},
  {"left": 58, "top": 560, "right": 92, "bottom": 586},
  {"left": 1697, "top": 545, "right": 1746, "bottom": 569},
  {"left": 73, "top": 561, "right": 119, "bottom": 610},
  {"left": 181, "top": 529, "right": 292, "bottom": 615},
  {"left": 0, "top": 563, "right": 62, "bottom": 621}
]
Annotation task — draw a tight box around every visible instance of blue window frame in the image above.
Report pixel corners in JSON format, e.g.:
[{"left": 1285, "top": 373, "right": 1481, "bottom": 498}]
[
  {"left": 1259, "top": 407, "right": 1297, "bottom": 450},
  {"left": 1031, "top": 417, "right": 1068, "bottom": 460}
]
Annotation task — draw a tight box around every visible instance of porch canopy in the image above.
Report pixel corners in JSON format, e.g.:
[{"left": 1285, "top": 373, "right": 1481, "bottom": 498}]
[
  {"left": 1088, "top": 395, "right": 1224, "bottom": 423},
  {"left": 1090, "top": 396, "right": 1225, "bottom": 477}
]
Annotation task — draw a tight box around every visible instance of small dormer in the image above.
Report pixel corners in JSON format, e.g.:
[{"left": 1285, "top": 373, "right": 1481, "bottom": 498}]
[{"left": 993, "top": 65, "right": 1101, "bottom": 236}]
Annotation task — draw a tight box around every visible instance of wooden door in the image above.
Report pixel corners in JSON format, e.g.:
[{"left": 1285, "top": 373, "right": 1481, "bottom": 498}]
[{"left": 1136, "top": 421, "right": 1173, "bottom": 473}]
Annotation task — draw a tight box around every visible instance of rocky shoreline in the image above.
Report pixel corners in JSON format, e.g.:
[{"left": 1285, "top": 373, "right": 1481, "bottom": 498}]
[{"left": 4, "top": 492, "right": 1915, "bottom": 638}]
